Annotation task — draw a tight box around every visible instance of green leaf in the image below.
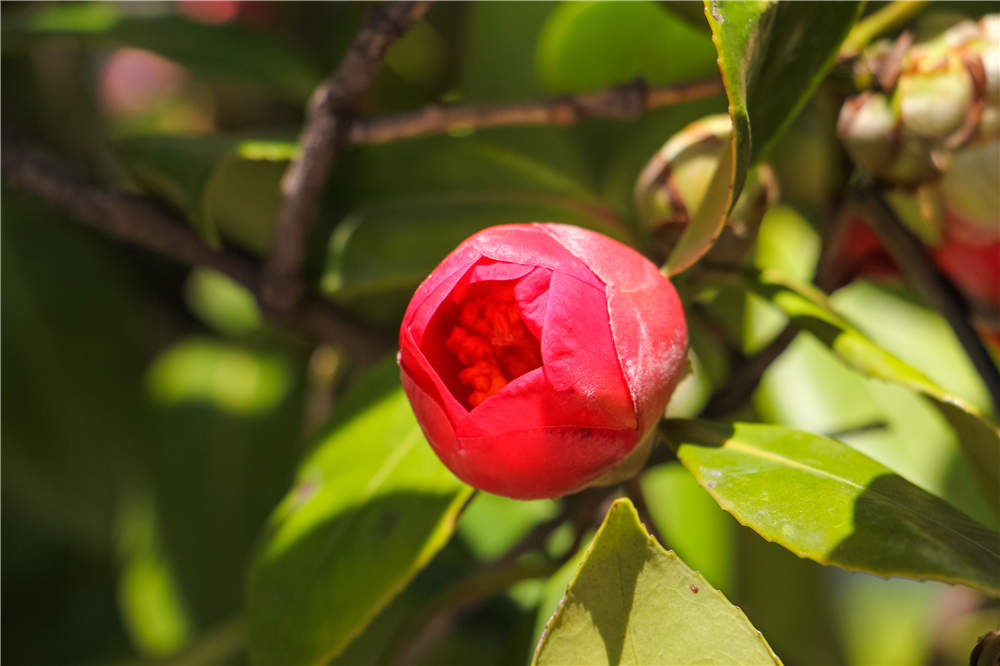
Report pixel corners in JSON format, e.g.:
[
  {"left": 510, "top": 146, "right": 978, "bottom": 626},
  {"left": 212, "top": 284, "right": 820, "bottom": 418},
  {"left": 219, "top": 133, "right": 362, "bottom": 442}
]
[
  {"left": 536, "top": 1, "right": 718, "bottom": 93},
  {"left": 666, "top": 1, "right": 861, "bottom": 274},
  {"left": 246, "top": 359, "right": 473, "bottom": 666},
  {"left": 745, "top": 2, "right": 864, "bottom": 164},
  {"left": 532, "top": 498, "right": 780, "bottom": 666},
  {"left": 116, "top": 135, "right": 296, "bottom": 250},
  {"left": 9, "top": 5, "right": 322, "bottom": 103},
  {"left": 322, "top": 192, "right": 626, "bottom": 303},
  {"left": 738, "top": 268, "right": 1000, "bottom": 514},
  {"left": 663, "top": 419, "right": 1000, "bottom": 595},
  {"left": 146, "top": 338, "right": 290, "bottom": 415},
  {"left": 752, "top": 333, "right": 996, "bottom": 528}
]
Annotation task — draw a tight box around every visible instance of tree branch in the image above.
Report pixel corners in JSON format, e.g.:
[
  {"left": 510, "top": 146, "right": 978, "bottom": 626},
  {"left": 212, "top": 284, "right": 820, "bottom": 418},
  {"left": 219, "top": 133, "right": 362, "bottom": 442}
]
[
  {"left": 859, "top": 189, "right": 1000, "bottom": 414},
  {"left": 2, "top": 140, "right": 392, "bottom": 363},
  {"left": 263, "top": 1, "right": 433, "bottom": 313},
  {"left": 347, "top": 78, "right": 724, "bottom": 144},
  {"left": 701, "top": 325, "right": 799, "bottom": 418}
]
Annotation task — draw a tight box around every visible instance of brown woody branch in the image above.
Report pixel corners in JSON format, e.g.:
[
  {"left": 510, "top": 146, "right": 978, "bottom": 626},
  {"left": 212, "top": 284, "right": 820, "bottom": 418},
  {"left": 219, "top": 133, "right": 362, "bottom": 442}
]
[
  {"left": 347, "top": 78, "right": 724, "bottom": 144},
  {"left": 2, "top": 140, "right": 392, "bottom": 363},
  {"left": 263, "top": 1, "right": 433, "bottom": 313}
]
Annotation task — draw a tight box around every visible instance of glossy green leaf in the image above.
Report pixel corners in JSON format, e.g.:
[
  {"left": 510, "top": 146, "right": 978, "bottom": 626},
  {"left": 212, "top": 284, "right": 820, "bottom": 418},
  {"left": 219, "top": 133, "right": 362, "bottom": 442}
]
[
  {"left": 753, "top": 333, "right": 996, "bottom": 528},
  {"left": 666, "top": 1, "right": 861, "bottom": 274},
  {"left": 663, "top": 419, "right": 1000, "bottom": 595},
  {"left": 532, "top": 498, "right": 780, "bottom": 666},
  {"left": 9, "top": 5, "right": 321, "bottom": 102},
  {"left": 116, "top": 135, "right": 296, "bottom": 250},
  {"left": 739, "top": 268, "right": 1000, "bottom": 514},
  {"left": 746, "top": 3, "right": 864, "bottom": 164},
  {"left": 246, "top": 359, "right": 473, "bottom": 666},
  {"left": 536, "top": 1, "right": 718, "bottom": 93}
]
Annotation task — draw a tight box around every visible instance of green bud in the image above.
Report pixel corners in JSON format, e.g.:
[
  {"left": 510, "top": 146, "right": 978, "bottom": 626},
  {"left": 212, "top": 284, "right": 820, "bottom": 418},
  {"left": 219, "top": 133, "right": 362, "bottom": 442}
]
[
  {"left": 634, "top": 114, "right": 778, "bottom": 263},
  {"left": 897, "top": 62, "right": 973, "bottom": 140},
  {"left": 838, "top": 92, "right": 899, "bottom": 176}
]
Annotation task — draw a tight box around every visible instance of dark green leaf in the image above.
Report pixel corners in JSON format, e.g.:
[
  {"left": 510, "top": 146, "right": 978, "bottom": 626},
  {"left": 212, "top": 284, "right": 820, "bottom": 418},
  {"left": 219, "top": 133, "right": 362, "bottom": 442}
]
[
  {"left": 663, "top": 419, "right": 1000, "bottom": 595},
  {"left": 322, "top": 192, "right": 627, "bottom": 303},
  {"left": 746, "top": 2, "right": 864, "bottom": 164},
  {"left": 532, "top": 498, "right": 780, "bottom": 665},
  {"left": 666, "top": 1, "right": 861, "bottom": 274},
  {"left": 116, "top": 135, "right": 296, "bottom": 250},
  {"left": 246, "top": 359, "right": 473, "bottom": 666}
]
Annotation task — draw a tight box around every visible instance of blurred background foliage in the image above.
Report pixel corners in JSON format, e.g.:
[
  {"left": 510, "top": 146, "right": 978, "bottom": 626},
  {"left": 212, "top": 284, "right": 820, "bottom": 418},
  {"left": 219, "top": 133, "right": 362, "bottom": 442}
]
[{"left": 2, "top": 2, "right": 998, "bottom": 665}]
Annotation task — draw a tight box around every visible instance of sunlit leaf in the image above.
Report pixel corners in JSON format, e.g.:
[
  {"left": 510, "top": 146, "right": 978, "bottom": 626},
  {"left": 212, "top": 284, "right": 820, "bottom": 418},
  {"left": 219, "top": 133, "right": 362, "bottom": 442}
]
[
  {"left": 184, "top": 269, "right": 262, "bottom": 338},
  {"left": 536, "top": 1, "right": 717, "bottom": 93},
  {"left": 146, "top": 338, "right": 290, "bottom": 415},
  {"left": 663, "top": 419, "right": 1000, "bottom": 595},
  {"left": 739, "top": 268, "right": 1000, "bottom": 514},
  {"left": 532, "top": 498, "right": 780, "bottom": 665},
  {"left": 246, "top": 359, "right": 473, "bottom": 666}
]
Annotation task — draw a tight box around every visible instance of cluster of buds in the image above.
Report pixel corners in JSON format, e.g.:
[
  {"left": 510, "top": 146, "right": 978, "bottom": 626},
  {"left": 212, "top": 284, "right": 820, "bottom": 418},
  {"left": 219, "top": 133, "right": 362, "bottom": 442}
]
[
  {"left": 839, "top": 14, "right": 999, "bottom": 187},
  {"left": 835, "top": 15, "right": 999, "bottom": 342},
  {"left": 634, "top": 114, "right": 778, "bottom": 265}
]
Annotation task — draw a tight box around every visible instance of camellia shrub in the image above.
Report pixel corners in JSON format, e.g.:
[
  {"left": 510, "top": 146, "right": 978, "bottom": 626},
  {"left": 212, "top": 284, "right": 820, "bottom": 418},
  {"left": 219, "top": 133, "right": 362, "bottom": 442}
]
[{"left": 2, "top": 3, "right": 999, "bottom": 666}]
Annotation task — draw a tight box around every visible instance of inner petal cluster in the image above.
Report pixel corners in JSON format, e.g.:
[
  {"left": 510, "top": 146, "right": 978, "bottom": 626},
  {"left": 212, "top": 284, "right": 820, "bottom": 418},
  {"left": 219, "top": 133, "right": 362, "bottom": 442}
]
[{"left": 443, "top": 281, "right": 541, "bottom": 408}]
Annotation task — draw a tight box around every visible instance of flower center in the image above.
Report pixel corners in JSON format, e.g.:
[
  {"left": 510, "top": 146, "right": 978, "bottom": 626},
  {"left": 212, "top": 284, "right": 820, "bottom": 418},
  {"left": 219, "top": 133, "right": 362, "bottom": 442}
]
[{"left": 443, "top": 281, "right": 541, "bottom": 408}]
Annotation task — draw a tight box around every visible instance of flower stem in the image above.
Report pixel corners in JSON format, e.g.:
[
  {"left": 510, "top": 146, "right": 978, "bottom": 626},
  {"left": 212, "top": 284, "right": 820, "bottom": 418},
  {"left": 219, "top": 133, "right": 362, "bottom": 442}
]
[{"left": 841, "top": 1, "right": 929, "bottom": 57}]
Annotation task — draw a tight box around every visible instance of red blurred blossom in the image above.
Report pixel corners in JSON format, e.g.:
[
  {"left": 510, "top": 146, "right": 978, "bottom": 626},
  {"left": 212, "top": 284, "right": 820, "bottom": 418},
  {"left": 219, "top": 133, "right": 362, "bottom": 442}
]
[
  {"left": 99, "top": 48, "right": 185, "bottom": 114},
  {"left": 826, "top": 215, "right": 901, "bottom": 289},
  {"left": 933, "top": 228, "right": 1000, "bottom": 309},
  {"left": 177, "top": 1, "right": 240, "bottom": 24},
  {"left": 398, "top": 224, "right": 688, "bottom": 500}
]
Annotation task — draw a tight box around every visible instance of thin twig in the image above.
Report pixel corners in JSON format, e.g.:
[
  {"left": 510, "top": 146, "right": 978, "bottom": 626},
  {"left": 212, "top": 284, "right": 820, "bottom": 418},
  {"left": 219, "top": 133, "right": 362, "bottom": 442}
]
[
  {"left": 2, "top": 140, "right": 392, "bottom": 363},
  {"left": 389, "top": 486, "right": 614, "bottom": 666},
  {"left": 840, "top": 0, "right": 929, "bottom": 58},
  {"left": 701, "top": 325, "right": 800, "bottom": 418},
  {"left": 347, "top": 78, "right": 724, "bottom": 144},
  {"left": 860, "top": 189, "right": 1000, "bottom": 414},
  {"left": 263, "top": 1, "right": 433, "bottom": 312}
]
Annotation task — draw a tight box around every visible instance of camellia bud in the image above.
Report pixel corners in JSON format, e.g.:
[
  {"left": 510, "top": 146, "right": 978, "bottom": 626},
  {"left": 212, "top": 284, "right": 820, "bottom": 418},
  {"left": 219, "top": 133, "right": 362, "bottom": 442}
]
[
  {"left": 837, "top": 92, "right": 900, "bottom": 177},
  {"left": 840, "top": 16, "right": 1000, "bottom": 185},
  {"left": 398, "top": 223, "right": 688, "bottom": 499},
  {"left": 635, "top": 114, "right": 777, "bottom": 263}
]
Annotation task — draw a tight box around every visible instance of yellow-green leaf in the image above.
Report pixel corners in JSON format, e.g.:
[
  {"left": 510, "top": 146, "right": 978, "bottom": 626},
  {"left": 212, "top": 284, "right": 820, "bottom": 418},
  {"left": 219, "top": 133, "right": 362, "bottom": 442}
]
[
  {"left": 663, "top": 419, "right": 1000, "bottom": 595},
  {"left": 245, "top": 359, "right": 473, "bottom": 666},
  {"left": 532, "top": 498, "right": 780, "bottom": 665}
]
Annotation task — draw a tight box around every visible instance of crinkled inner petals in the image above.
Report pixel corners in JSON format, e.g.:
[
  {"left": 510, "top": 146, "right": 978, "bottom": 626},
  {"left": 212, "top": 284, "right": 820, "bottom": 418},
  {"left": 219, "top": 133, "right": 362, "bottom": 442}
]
[{"left": 423, "top": 268, "right": 547, "bottom": 410}]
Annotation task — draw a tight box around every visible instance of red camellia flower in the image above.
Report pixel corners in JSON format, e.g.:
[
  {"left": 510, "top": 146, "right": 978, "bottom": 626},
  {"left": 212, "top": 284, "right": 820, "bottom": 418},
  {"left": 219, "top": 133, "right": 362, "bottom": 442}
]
[{"left": 398, "top": 223, "right": 688, "bottom": 500}]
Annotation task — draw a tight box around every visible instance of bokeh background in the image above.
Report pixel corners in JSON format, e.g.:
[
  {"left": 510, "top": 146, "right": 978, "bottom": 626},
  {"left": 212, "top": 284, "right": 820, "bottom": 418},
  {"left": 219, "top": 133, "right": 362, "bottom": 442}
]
[{"left": 3, "top": 2, "right": 998, "bottom": 665}]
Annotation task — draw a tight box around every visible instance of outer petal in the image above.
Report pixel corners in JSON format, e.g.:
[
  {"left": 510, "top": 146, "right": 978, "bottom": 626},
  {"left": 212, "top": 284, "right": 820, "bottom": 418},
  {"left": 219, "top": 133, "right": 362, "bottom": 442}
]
[
  {"left": 399, "top": 326, "right": 468, "bottom": 428},
  {"left": 454, "top": 426, "right": 636, "bottom": 499},
  {"left": 541, "top": 223, "right": 688, "bottom": 432},
  {"left": 470, "top": 224, "right": 602, "bottom": 286}
]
